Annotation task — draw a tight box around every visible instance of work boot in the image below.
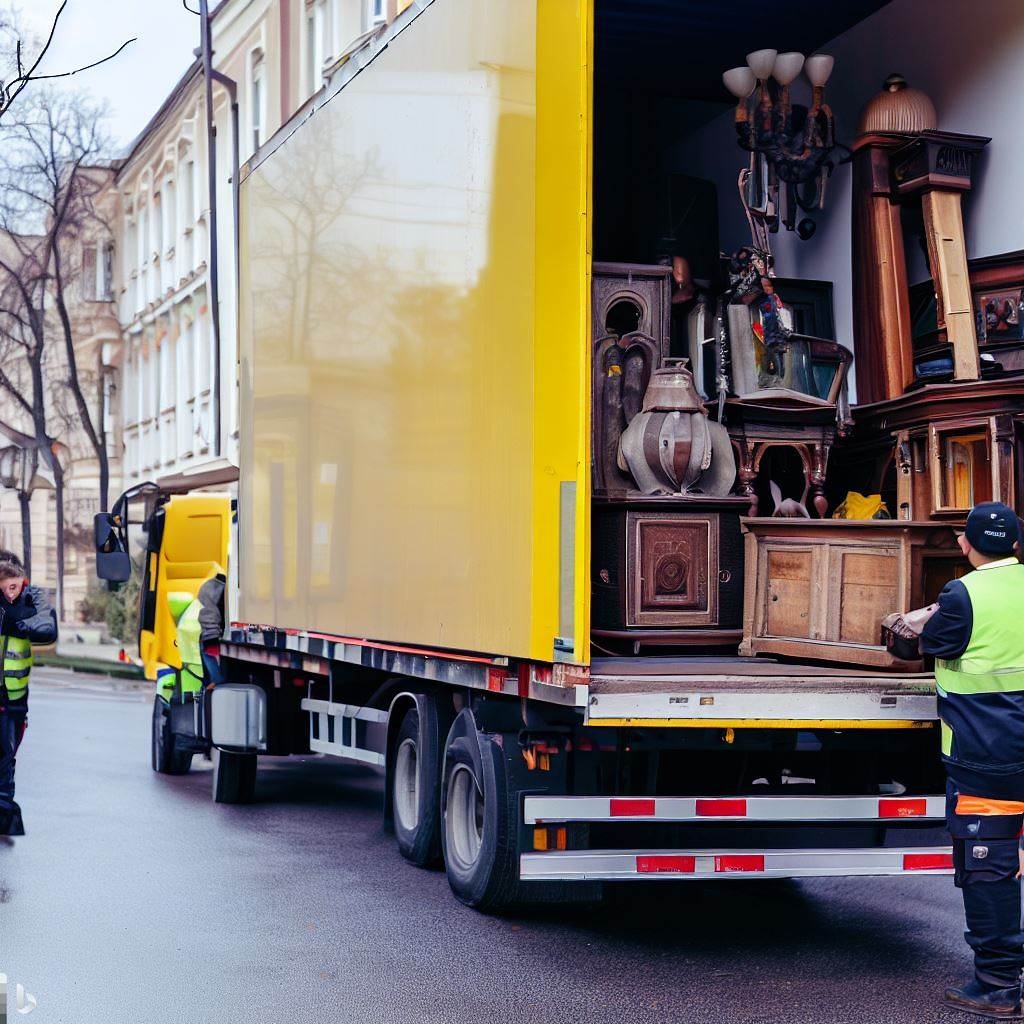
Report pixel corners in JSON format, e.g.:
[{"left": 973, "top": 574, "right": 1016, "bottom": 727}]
[
  {"left": 944, "top": 979, "right": 1023, "bottom": 1019},
  {"left": 5, "top": 804, "right": 24, "bottom": 836}
]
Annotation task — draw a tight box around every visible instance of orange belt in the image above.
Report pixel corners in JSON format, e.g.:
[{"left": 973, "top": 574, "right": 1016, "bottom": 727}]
[{"left": 956, "top": 795, "right": 1024, "bottom": 816}]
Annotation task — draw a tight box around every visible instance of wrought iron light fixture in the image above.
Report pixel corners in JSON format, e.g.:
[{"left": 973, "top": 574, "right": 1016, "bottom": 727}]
[{"left": 723, "top": 49, "right": 840, "bottom": 239}]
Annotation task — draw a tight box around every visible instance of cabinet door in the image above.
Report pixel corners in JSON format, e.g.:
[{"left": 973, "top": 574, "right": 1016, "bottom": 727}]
[
  {"left": 763, "top": 546, "right": 814, "bottom": 639},
  {"left": 627, "top": 513, "right": 718, "bottom": 627},
  {"left": 834, "top": 546, "right": 900, "bottom": 645}
]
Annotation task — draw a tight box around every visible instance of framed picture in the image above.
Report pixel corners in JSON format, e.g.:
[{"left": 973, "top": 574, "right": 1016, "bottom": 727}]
[
  {"left": 970, "top": 250, "right": 1024, "bottom": 345},
  {"left": 910, "top": 250, "right": 1024, "bottom": 350}
]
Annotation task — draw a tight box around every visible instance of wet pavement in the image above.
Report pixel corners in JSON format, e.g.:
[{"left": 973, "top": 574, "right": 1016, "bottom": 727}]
[{"left": 0, "top": 673, "right": 979, "bottom": 1023}]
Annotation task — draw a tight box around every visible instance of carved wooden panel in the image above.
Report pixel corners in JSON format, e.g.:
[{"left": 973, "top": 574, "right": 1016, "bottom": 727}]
[
  {"left": 592, "top": 262, "right": 673, "bottom": 348},
  {"left": 626, "top": 512, "right": 718, "bottom": 627}
]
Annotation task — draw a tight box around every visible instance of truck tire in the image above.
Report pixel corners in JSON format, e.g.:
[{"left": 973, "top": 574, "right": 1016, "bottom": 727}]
[
  {"left": 441, "top": 733, "right": 521, "bottom": 911},
  {"left": 151, "top": 696, "right": 193, "bottom": 775},
  {"left": 212, "top": 748, "right": 257, "bottom": 804},
  {"left": 391, "top": 706, "right": 442, "bottom": 867}
]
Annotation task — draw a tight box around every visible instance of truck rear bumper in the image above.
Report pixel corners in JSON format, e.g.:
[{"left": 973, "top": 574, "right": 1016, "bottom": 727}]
[
  {"left": 520, "top": 792, "right": 950, "bottom": 881},
  {"left": 587, "top": 660, "right": 938, "bottom": 727},
  {"left": 520, "top": 847, "right": 954, "bottom": 881}
]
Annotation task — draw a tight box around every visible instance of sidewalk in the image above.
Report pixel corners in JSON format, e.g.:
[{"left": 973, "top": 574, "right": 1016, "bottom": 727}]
[{"left": 35, "top": 631, "right": 143, "bottom": 680}]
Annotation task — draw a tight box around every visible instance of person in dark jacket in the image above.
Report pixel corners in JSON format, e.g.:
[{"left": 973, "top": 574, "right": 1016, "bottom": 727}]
[
  {"left": 0, "top": 558, "right": 58, "bottom": 836},
  {"left": 920, "top": 502, "right": 1024, "bottom": 1018}
]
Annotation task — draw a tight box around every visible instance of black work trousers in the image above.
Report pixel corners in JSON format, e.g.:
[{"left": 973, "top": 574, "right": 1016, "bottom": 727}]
[
  {"left": 0, "top": 693, "right": 27, "bottom": 815},
  {"left": 948, "top": 781, "right": 1024, "bottom": 990}
]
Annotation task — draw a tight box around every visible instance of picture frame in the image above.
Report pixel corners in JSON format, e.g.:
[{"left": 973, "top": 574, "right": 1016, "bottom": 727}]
[
  {"left": 970, "top": 250, "right": 1024, "bottom": 344},
  {"left": 910, "top": 251, "right": 1024, "bottom": 373}
]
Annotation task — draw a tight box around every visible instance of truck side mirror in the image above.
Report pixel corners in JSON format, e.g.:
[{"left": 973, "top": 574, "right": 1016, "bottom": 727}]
[{"left": 94, "top": 512, "right": 131, "bottom": 582}]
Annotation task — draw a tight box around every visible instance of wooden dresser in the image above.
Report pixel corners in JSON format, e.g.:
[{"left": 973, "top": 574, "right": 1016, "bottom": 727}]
[{"left": 740, "top": 519, "right": 964, "bottom": 668}]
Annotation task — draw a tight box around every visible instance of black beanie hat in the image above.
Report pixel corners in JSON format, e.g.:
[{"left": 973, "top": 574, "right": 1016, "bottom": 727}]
[{"left": 965, "top": 501, "right": 1021, "bottom": 556}]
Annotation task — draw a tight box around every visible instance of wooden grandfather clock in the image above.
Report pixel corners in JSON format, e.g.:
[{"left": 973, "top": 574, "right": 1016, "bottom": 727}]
[{"left": 851, "top": 75, "right": 989, "bottom": 404}]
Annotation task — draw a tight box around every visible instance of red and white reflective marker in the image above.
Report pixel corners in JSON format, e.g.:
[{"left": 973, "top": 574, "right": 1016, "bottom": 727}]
[
  {"left": 524, "top": 794, "right": 946, "bottom": 824},
  {"left": 520, "top": 847, "right": 955, "bottom": 881}
]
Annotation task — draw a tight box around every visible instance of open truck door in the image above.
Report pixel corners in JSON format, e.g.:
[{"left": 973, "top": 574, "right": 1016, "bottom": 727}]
[{"left": 94, "top": 487, "right": 233, "bottom": 782}]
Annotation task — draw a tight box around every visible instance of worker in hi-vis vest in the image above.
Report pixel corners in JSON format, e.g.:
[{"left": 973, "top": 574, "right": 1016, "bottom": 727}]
[
  {"left": 0, "top": 555, "right": 59, "bottom": 837},
  {"left": 168, "top": 564, "right": 226, "bottom": 693},
  {"left": 921, "top": 501, "right": 1024, "bottom": 1019}
]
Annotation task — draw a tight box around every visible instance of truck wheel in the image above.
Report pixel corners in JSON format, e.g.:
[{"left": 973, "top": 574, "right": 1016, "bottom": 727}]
[
  {"left": 151, "top": 696, "right": 193, "bottom": 775},
  {"left": 212, "top": 748, "right": 257, "bottom": 804},
  {"left": 441, "top": 734, "right": 520, "bottom": 911},
  {"left": 392, "top": 706, "right": 442, "bottom": 867}
]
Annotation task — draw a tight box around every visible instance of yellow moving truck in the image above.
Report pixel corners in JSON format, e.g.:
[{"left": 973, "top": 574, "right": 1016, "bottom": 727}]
[{"left": 96, "top": 0, "right": 960, "bottom": 910}]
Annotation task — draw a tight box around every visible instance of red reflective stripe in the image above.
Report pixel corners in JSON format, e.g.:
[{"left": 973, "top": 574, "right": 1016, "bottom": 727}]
[
  {"left": 879, "top": 798, "right": 928, "bottom": 819},
  {"left": 636, "top": 855, "right": 696, "bottom": 874},
  {"left": 611, "top": 799, "right": 656, "bottom": 817},
  {"left": 486, "top": 669, "right": 505, "bottom": 692},
  {"left": 903, "top": 853, "right": 953, "bottom": 871},
  {"left": 696, "top": 799, "right": 748, "bottom": 817},
  {"left": 715, "top": 854, "right": 765, "bottom": 873}
]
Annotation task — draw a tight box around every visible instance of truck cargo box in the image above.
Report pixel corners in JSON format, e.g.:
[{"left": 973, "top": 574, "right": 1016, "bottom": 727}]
[{"left": 238, "top": 0, "right": 591, "bottom": 665}]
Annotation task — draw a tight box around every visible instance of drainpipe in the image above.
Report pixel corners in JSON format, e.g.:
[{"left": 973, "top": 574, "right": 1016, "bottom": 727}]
[
  {"left": 211, "top": 67, "right": 240, "bottom": 298},
  {"left": 198, "top": 0, "right": 222, "bottom": 459}
]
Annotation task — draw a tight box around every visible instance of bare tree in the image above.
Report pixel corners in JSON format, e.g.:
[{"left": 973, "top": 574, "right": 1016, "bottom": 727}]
[
  {"left": 0, "top": 221, "right": 61, "bottom": 593},
  {"left": 0, "top": 1, "right": 135, "bottom": 124},
  {"left": 0, "top": 86, "right": 115, "bottom": 617}
]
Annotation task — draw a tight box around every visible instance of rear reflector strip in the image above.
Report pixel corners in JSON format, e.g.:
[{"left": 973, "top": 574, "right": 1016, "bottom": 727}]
[
  {"left": 903, "top": 853, "right": 954, "bottom": 871},
  {"left": 697, "top": 798, "right": 748, "bottom": 817},
  {"left": 611, "top": 798, "right": 656, "bottom": 817},
  {"left": 637, "top": 855, "right": 696, "bottom": 874},
  {"left": 715, "top": 854, "right": 765, "bottom": 873},
  {"left": 520, "top": 847, "right": 955, "bottom": 882},
  {"left": 880, "top": 798, "right": 928, "bottom": 818},
  {"left": 523, "top": 794, "right": 945, "bottom": 824}
]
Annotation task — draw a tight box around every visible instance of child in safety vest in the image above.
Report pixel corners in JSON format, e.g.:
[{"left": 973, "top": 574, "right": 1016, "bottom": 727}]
[{"left": 0, "top": 558, "right": 58, "bottom": 836}]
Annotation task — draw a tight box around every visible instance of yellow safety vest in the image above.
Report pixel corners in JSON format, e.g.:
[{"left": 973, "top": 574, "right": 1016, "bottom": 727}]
[{"left": 1, "top": 634, "right": 33, "bottom": 701}]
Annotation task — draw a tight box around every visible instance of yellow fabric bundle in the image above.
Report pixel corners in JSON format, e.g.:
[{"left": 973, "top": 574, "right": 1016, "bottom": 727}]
[{"left": 832, "top": 491, "right": 890, "bottom": 520}]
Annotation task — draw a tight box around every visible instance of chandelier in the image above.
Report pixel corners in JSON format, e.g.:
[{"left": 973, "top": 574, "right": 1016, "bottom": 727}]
[{"left": 723, "top": 50, "right": 840, "bottom": 239}]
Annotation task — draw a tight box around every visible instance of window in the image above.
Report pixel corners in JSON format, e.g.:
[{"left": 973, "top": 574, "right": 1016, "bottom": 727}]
[
  {"left": 81, "top": 242, "right": 115, "bottom": 301},
  {"left": 163, "top": 179, "right": 176, "bottom": 253},
  {"left": 139, "top": 204, "right": 149, "bottom": 264},
  {"left": 250, "top": 50, "right": 266, "bottom": 152},
  {"left": 183, "top": 160, "right": 195, "bottom": 225},
  {"left": 152, "top": 192, "right": 163, "bottom": 257},
  {"left": 306, "top": 0, "right": 326, "bottom": 95},
  {"left": 101, "top": 242, "right": 114, "bottom": 300},
  {"left": 366, "top": 0, "right": 386, "bottom": 27},
  {"left": 82, "top": 246, "right": 97, "bottom": 301}
]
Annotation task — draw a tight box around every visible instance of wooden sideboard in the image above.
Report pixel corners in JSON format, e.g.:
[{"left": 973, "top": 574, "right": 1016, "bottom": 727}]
[{"left": 740, "top": 519, "right": 963, "bottom": 668}]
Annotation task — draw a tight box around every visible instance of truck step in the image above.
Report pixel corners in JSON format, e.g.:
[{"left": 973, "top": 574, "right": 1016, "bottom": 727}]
[
  {"left": 523, "top": 794, "right": 945, "bottom": 824},
  {"left": 519, "top": 847, "right": 954, "bottom": 881}
]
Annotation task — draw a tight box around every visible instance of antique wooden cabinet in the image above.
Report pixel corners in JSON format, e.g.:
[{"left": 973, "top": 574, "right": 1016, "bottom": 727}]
[
  {"left": 592, "top": 496, "right": 748, "bottom": 647},
  {"left": 740, "top": 519, "right": 963, "bottom": 668}
]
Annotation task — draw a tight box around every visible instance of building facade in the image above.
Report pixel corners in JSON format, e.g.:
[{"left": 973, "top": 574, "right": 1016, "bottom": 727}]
[{"left": 0, "top": 167, "right": 123, "bottom": 622}]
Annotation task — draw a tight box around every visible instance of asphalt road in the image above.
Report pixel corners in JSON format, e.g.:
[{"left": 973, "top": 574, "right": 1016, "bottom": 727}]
[{"left": 0, "top": 670, "right": 982, "bottom": 1024}]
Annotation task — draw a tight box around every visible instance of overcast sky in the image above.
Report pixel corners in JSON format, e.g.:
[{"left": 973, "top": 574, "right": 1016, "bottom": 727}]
[{"left": 19, "top": 0, "right": 200, "bottom": 149}]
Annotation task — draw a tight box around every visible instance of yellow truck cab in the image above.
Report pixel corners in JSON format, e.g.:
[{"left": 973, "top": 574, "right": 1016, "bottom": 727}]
[{"left": 96, "top": 487, "right": 232, "bottom": 779}]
